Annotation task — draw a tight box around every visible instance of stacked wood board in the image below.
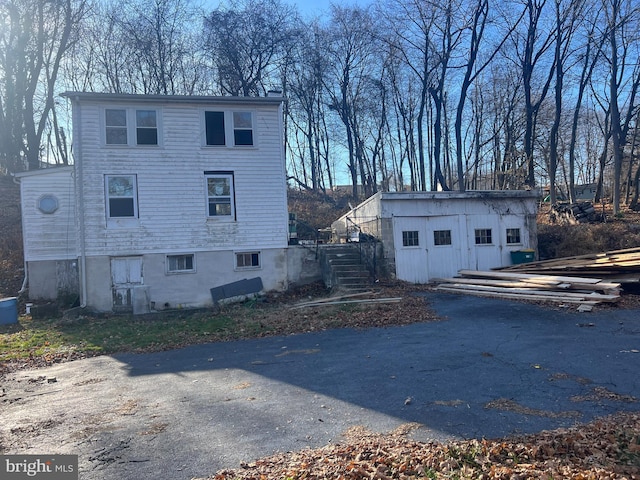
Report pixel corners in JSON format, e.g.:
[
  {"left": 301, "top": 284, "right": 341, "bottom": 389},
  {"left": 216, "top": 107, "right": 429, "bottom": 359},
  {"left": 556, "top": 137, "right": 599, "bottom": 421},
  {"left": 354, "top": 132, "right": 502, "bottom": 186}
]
[
  {"left": 434, "top": 270, "right": 621, "bottom": 312},
  {"left": 499, "top": 246, "right": 640, "bottom": 284}
]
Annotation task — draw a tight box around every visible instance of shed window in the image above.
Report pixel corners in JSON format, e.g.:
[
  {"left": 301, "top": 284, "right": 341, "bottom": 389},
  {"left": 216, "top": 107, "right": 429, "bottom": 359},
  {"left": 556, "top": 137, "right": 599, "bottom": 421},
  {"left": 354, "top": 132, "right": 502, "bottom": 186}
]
[
  {"left": 433, "top": 230, "right": 452, "bottom": 246},
  {"left": 506, "top": 228, "right": 521, "bottom": 244},
  {"left": 402, "top": 230, "right": 419, "bottom": 247},
  {"left": 475, "top": 228, "right": 492, "bottom": 245}
]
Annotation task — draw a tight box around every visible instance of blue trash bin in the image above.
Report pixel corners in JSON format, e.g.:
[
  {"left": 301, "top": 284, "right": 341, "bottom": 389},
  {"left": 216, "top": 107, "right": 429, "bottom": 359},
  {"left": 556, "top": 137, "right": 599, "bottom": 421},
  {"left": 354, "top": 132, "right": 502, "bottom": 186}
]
[{"left": 0, "top": 297, "right": 18, "bottom": 324}]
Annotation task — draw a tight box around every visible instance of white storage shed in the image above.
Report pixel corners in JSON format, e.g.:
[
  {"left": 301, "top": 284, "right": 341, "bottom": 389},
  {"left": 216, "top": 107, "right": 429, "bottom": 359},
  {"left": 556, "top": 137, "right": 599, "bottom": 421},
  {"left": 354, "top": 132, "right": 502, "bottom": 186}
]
[{"left": 332, "top": 190, "right": 539, "bottom": 283}]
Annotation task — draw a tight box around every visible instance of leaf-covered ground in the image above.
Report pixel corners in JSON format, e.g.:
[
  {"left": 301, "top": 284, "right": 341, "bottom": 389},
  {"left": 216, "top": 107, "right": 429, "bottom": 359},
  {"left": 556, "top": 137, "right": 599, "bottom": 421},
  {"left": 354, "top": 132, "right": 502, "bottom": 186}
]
[{"left": 206, "top": 412, "right": 640, "bottom": 479}]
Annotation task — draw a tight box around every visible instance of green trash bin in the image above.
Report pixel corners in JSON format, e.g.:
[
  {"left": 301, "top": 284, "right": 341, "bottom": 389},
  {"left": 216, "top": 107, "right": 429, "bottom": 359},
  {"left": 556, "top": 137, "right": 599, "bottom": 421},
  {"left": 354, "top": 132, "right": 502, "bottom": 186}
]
[{"left": 510, "top": 249, "right": 535, "bottom": 265}]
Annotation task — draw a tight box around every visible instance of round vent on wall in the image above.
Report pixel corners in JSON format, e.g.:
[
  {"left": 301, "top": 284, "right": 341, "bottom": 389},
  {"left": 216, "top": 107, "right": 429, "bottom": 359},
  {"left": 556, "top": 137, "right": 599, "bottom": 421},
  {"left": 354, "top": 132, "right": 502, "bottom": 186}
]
[{"left": 37, "top": 194, "right": 59, "bottom": 214}]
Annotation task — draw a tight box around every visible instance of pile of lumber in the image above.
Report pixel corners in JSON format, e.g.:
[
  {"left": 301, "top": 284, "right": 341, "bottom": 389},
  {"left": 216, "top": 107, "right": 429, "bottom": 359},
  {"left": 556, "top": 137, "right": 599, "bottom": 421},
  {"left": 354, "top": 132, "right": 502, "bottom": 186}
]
[
  {"left": 434, "top": 270, "right": 621, "bottom": 312},
  {"left": 549, "top": 201, "right": 597, "bottom": 224},
  {"left": 500, "top": 246, "right": 640, "bottom": 284}
]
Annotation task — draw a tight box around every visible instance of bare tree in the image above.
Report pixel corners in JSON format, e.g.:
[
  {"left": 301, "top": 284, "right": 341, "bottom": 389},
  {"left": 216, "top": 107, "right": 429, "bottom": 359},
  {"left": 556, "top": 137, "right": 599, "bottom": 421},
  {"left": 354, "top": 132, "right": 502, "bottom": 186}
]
[
  {"left": 507, "top": 0, "right": 556, "bottom": 187},
  {"left": 600, "top": 0, "right": 640, "bottom": 214},
  {"left": 0, "top": 0, "right": 88, "bottom": 173},
  {"left": 203, "top": 0, "right": 299, "bottom": 97},
  {"left": 286, "top": 21, "right": 332, "bottom": 190},
  {"left": 547, "top": 0, "right": 586, "bottom": 204},
  {"left": 323, "top": 5, "right": 380, "bottom": 198}
]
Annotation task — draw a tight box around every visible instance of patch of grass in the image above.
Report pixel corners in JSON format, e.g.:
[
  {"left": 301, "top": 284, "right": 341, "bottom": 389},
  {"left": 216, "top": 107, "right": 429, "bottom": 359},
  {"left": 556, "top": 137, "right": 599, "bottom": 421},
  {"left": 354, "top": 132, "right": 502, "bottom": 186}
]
[{"left": 0, "top": 309, "right": 243, "bottom": 363}]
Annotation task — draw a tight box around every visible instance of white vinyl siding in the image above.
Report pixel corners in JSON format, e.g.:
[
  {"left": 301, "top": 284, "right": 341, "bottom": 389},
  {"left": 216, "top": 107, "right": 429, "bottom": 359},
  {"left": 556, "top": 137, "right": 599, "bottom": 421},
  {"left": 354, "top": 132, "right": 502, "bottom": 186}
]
[
  {"left": 74, "top": 100, "right": 287, "bottom": 257},
  {"left": 18, "top": 167, "right": 77, "bottom": 261}
]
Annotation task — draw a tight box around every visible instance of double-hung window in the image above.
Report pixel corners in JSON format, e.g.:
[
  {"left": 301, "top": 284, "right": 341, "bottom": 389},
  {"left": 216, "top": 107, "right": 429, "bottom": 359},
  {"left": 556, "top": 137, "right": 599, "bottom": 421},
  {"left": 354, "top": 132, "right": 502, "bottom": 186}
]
[
  {"left": 104, "top": 108, "right": 160, "bottom": 146},
  {"left": 233, "top": 112, "right": 253, "bottom": 145},
  {"left": 105, "top": 109, "right": 128, "bottom": 145},
  {"left": 136, "top": 110, "right": 158, "bottom": 145},
  {"left": 205, "top": 111, "right": 226, "bottom": 145},
  {"left": 206, "top": 172, "right": 234, "bottom": 218},
  {"left": 106, "top": 175, "right": 138, "bottom": 218},
  {"left": 204, "top": 111, "right": 254, "bottom": 146}
]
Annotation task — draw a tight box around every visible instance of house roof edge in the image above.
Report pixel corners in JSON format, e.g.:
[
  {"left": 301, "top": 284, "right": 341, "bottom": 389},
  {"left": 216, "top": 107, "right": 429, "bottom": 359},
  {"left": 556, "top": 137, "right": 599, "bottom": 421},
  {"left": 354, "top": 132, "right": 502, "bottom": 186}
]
[{"left": 60, "top": 91, "right": 284, "bottom": 105}]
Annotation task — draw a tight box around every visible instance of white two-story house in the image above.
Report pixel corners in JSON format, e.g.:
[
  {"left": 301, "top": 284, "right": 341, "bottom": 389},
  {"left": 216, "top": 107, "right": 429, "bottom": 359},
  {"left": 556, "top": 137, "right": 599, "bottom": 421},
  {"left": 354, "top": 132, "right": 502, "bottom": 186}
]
[{"left": 17, "top": 92, "right": 289, "bottom": 313}]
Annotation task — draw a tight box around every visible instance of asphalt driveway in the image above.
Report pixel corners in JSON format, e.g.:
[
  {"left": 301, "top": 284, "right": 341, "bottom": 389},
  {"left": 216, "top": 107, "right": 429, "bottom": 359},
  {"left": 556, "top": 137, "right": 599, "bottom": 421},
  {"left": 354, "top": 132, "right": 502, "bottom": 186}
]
[{"left": 2, "top": 292, "right": 640, "bottom": 480}]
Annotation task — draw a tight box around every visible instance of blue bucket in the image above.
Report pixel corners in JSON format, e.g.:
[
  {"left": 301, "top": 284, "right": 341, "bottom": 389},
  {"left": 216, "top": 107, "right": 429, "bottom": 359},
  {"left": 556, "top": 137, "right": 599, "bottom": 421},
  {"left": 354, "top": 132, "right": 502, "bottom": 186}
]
[{"left": 0, "top": 297, "right": 18, "bottom": 324}]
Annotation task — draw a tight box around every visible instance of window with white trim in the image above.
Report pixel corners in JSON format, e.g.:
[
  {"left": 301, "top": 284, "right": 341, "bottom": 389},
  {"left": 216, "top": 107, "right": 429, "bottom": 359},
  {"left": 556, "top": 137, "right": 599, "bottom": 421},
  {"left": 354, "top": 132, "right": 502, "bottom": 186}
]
[
  {"left": 136, "top": 110, "right": 158, "bottom": 145},
  {"left": 206, "top": 172, "right": 234, "bottom": 218},
  {"left": 475, "top": 228, "right": 492, "bottom": 245},
  {"left": 167, "top": 254, "right": 195, "bottom": 273},
  {"left": 233, "top": 111, "right": 253, "bottom": 145},
  {"left": 402, "top": 230, "right": 419, "bottom": 247},
  {"left": 203, "top": 111, "right": 254, "bottom": 146},
  {"left": 506, "top": 228, "right": 521, "bottom": 244},
  {"left": 105, "top": 109, "right": 128, "bottom": 145},
  {"left": 433, "top": 229, "right": 452, "bottom": 246},
  {"left": 104, "top": 108, "right": 160, "bottom": 146},
  {"left": 205, "top": 111, "right": 226, "bottom": 145},
  {"left": 106, "top": 175, "right": 138, "bottom": 218},
  {"left": 236, "top": 252, "right": 260, "bottom": 269}
]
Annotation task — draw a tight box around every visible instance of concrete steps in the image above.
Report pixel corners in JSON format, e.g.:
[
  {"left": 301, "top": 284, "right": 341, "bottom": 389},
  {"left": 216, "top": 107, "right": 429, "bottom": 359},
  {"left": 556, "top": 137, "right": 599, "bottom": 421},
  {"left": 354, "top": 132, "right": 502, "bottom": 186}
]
[{"left": 320, "top": 245, "right": 372, "bottom": 291}]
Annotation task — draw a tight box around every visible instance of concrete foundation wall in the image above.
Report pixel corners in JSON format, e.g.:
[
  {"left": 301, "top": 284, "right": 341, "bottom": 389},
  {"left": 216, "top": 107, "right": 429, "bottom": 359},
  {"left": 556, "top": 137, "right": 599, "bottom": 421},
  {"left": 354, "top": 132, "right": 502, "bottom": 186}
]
[
  {"left": 286, "top": 245, "right": 322, "bottom": 286},
  {"left": 28, "top": 260, "right": 79, "bottom": 302},
  {"left": 84, "top": 248, "right": 290, "bottom": 312}
]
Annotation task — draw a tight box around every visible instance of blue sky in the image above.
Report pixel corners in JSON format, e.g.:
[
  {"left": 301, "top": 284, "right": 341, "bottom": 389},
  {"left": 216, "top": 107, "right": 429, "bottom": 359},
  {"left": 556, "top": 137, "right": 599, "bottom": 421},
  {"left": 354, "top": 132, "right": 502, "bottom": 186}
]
[
  {"left": 290, "top": 0, "right": 372, "bottom": 19},
  {"left": 205, "top": 0, "right": 373, "bottom": 20}
]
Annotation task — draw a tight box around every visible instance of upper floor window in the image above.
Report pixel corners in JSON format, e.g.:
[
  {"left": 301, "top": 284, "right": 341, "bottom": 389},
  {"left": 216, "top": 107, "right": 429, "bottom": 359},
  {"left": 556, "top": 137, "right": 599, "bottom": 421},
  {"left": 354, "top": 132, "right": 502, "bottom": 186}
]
[
  {"left": 233, "top": 111, "right": 253, "bottom": 145},
  {"left": 106, "top": 175, "right": 138, "bottom": 218},
  {"left": 204, "top": 111, "right": 254, "bottom": 147},
  {"left": 205, "top": 111, "right": 226, "bottom": 146},
  {"left": 206, "top": 172, "right": 234, "bottom": 218},
  {"left": 136, "top": 110, "right": 158, "bottom": 145},
  {"left": 105, "top": 108, "right": 160, "bottom": 146},
  {"left": 105, "top": 109, "right": 127, "bottom": 145}
]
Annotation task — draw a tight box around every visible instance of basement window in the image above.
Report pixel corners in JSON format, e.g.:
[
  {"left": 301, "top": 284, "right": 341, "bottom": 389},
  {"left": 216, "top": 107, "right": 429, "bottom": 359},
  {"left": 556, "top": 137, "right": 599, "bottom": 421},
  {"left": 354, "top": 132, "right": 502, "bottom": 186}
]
[
  {"left": 402, "top": 230, "right": 419, "bottom": 247},
  {"left": 166, "top": 254, "right": 195, "bottom": 273},
  {"left": 475, "top": 228, "right": 492, "bottom": 245},
  {"left": 236, "top": 252, "right": 260, "bottom": 269}
]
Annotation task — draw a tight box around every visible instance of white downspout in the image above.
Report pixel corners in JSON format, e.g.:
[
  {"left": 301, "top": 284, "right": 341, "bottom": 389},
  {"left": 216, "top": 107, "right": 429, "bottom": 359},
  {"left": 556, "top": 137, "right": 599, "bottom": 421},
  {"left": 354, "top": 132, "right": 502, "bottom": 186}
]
[
  {"left": 72, "top": 96, "right": 88, "bottom": 308},
  {"left": 13, "top": 175, "right": 28, "bottom": 294}
]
